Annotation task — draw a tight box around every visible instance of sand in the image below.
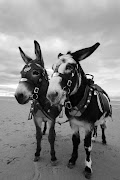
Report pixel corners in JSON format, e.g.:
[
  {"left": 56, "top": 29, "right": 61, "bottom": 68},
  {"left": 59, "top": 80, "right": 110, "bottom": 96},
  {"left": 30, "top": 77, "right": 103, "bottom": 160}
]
[{"left": 0, "top": 97, "right": 120, "bottom": 180}]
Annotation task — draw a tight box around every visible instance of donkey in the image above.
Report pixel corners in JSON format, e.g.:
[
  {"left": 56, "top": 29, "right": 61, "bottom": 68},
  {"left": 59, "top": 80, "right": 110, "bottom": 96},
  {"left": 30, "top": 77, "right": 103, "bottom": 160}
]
[
  {"left": 47, "top": 42, "right": 112, "bottom": 178},
  {"left": 15, "top": 40, "right": 61, "bottom": 164}
]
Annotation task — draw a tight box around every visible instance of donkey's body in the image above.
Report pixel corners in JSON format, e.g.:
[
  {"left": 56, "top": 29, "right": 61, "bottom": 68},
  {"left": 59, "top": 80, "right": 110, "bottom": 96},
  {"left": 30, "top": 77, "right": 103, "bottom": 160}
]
[
  {"left": 47, "top": 42, "right": 112, "bottom": 178},
  {"left": 15, "top": 41, "right": 61, "bottom": 163}
]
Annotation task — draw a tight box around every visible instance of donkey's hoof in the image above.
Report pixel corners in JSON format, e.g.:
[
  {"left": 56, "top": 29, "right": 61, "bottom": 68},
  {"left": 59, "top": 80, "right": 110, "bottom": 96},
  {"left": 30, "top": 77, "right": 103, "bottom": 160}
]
[
  {"left": 34, "top": 156, "right": 40, "bottom": 162},
  {"left": 84, "top": 166, "right": 92, "bottom": 179},
  {"left": 84, "top": 171, "right": 92, "bottom": 179},
  {"left": 51, "top": 160, "right": 58, "bottom": 166},
  {"left": 67, "top": 161, "right": 75, "bottom": 169},
  {"left": 102, "top": 140, "right": 107, "bottom": 145}
]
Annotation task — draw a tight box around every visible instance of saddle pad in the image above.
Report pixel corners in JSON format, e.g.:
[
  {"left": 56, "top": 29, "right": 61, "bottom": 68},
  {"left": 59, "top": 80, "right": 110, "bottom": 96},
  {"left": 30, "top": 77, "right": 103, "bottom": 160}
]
[
  {"left": 93, "top": 84, "right": 110, "bottom": 101},
  {"left": 98, "top": 91, "right": 110, "bottom": 113}
]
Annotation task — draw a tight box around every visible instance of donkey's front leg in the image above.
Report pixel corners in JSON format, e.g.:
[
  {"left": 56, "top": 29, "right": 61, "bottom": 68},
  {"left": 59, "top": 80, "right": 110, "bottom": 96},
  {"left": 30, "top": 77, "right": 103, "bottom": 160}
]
[
  {"left": 68, "top": 123, "right": 80, "bottom": 169},
  {"left": 33, "top": 115, "right": 42, "bottom": 162},
  {"left": 48, "top": 120, "right": 57, "bottom": 165},
  {"left": 43, "top": 120, "right": 47, "bottom": 135},
  {"left": 84, "top": 130, "right": 93, "bottom": 179}
]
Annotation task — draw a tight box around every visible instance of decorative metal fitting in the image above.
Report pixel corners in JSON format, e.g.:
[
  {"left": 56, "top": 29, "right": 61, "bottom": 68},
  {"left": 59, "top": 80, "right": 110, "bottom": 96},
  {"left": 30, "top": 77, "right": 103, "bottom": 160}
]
[
  {"left": 42, "top": 70, "right": 45, "bottom": 76},
  {"left": 67, "top": 80, "right": 72, "bottom": 87},
  {"left": 84, "top": 105, "right": 87, "bottom": 108},
  {"left": 39, "top": 78, "right": 42, "bottom": 82},
  {"left": 32, "top": 94, "right": 38, "bottom": 100},
  {"left": 34, "top": 87, "right": 39, "bottom": 93},
  {"left": 65, "top": 101, "right": 72, "bottom": 109}
]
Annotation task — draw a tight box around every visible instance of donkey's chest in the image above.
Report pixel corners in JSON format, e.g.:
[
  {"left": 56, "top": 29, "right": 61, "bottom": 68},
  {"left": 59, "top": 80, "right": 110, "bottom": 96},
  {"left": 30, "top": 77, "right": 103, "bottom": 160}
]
[{"left": 69, "top": 117, "right": 92, "bottom": 131}]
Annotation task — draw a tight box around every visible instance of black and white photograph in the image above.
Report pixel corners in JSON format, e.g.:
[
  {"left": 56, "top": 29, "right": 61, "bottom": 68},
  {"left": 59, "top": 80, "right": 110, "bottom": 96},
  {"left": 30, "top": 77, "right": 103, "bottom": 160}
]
[{"left": 0, "top": 0, "right": 120, "bottom": 179}]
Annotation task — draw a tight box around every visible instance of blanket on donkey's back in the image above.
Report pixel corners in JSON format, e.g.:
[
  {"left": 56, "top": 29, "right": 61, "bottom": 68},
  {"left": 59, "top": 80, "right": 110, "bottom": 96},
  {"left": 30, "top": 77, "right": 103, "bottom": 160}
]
[{"left": 91, "top": 84, "right": 112, "bottom": 117}]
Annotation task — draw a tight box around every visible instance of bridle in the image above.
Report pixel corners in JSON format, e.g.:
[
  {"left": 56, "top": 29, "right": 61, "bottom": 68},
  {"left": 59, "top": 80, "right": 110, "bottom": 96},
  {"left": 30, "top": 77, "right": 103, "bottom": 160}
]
[
  {"left": 52, "top": 61, "right": 81, "bottom": 109},
  {"left": 20, "top": 63, "right": 48, "bottom": 101}
]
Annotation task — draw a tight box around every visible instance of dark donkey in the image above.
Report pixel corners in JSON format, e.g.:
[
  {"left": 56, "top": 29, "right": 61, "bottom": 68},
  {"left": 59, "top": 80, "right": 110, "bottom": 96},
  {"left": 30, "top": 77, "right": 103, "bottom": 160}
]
[
  {"left": 15, "top": 40, "right": 61, "bottom": 163},
  {"left": 47, "top": 42, "right": 112, "bottom": 178}
]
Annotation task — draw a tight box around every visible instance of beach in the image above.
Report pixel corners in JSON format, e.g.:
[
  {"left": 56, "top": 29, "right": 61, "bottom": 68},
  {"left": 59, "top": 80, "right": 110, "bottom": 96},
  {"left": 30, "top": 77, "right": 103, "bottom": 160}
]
[{"left": 0, "top": 97, "right": 120, "bottom": 180}]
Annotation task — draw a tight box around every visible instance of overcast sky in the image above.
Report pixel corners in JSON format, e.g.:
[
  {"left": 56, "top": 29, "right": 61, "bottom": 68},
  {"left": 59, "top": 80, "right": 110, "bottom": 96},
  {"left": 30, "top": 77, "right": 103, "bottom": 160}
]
[{"left": 0, "top": 0, "right": 120, "bottom": 97}]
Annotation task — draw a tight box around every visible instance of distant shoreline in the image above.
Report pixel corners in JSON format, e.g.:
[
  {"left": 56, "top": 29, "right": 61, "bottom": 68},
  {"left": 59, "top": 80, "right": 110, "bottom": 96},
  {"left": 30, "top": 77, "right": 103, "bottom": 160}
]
[{"left": 0, "top": 96, "right": 120, "bottom": 104}]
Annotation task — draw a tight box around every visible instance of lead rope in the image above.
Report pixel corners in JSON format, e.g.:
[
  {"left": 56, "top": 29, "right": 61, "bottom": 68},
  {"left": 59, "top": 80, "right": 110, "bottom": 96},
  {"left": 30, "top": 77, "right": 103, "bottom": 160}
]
[{"left": 28, "top": 101, "right": 34, "bottom": 120}]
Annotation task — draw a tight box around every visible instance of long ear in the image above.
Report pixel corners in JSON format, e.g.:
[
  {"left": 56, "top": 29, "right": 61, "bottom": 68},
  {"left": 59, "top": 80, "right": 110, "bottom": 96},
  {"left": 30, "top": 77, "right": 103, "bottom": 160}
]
[
  {"left": 34, "top": 40, "right": 44, "bottom": 67},
  {"left": 71, "top": 42, "right": 100, "bottom": 62},
  {"left": 19, "top": 47, "right": 32, "bottom": 64}
]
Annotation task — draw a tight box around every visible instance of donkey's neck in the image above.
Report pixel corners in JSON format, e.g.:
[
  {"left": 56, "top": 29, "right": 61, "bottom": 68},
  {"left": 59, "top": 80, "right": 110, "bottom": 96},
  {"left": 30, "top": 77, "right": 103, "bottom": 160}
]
[{"left": 70, "top": 69, "right": 87, "bottom": 107}]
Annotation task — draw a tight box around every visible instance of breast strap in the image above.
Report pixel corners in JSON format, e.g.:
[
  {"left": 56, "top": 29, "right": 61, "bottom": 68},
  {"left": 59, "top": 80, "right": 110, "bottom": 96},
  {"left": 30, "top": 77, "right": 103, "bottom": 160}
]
[{"left": 69, "top": 85, "right": 93, "bottom": 116}]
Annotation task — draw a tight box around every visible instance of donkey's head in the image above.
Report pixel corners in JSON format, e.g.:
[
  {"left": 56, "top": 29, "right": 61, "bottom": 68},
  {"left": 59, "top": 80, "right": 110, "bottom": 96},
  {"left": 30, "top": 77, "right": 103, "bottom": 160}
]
[
  {"left": 15, "top": 40, "right": 48, "bottom": 104},
  {"left": 47, "top": 42, "right": 100, "bottom": 106}
]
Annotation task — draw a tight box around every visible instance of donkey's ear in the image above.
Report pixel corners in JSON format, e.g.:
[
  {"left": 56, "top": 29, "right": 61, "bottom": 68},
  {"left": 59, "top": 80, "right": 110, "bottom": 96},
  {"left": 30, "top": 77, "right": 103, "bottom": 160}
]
[
  {"left": 19, "top": 47, "right": 32, "bottom": 64},
  {"left": 71, "top": 42, "right": 100, "bottom": 62},
  {"left": 34, "top": 40, "right": 44, "bottom": 67}
]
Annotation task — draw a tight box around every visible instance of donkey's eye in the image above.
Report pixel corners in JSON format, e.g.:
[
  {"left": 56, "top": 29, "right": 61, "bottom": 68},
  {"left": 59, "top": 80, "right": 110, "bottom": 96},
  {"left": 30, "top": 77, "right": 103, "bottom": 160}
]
[
  {"left": 32, "top": 70, "right": 40, "bottom": 76},
  {"left": 66, "top": 65, "right": 73, "bottom": 70}
]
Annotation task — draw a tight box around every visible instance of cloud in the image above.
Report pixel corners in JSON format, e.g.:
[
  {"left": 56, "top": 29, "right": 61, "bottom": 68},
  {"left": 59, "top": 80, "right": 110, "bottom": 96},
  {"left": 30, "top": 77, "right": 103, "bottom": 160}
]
[
  {"left": 0, "top": 0, "right": 120, "bottom": 96},
  {"left": 0, "top": 84, "right": 17, "bottom": 97}
]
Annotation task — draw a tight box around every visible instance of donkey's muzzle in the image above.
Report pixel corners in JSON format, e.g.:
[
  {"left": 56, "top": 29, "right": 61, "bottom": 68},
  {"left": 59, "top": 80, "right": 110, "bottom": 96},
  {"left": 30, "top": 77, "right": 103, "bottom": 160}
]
[
  {"left": 15, "top": 93, "right": 28, "bottom": 104},
  {"left": 47, "top": 91, "right": 59, "bottom": 104}
]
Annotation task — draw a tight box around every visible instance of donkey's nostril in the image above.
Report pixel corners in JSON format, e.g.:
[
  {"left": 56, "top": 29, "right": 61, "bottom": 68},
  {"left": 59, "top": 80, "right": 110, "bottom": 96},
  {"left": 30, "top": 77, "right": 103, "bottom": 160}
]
[
  {"left": 15, "top": 93, "right": 24, "bottom": 104},
  {"left": 19, "top": 93, "right": 24, "bottom": 99},
  {"left": 55, "top": 91, "right": 58, "bottom": 97}
]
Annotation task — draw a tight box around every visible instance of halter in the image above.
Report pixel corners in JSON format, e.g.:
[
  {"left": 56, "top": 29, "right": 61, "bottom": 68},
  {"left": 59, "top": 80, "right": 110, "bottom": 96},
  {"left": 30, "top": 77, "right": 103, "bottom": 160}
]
[
  {"left": 52, "top": 62, "right": 81, "bottom": 109},
  {"left": 20, "top": 63, "right": 48, "bottom": 100}
]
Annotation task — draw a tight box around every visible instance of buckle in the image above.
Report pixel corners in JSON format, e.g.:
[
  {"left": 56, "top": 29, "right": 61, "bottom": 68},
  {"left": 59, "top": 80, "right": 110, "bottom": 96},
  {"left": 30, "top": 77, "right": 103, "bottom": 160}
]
[
  {"left": 65, "top": 101, "right": 72, "bottom": 109},
  {"left": 32, "top": 94, "right": 38, "bottom": 100},
  {"left": 63, "top": 86, "right": 70, "bottom": 95},
  {"left": 34, "top": 87, "right": 39, "bottom": 93},
  {"left": 67, "top": 80, "right": 72, "bottom": 87}
]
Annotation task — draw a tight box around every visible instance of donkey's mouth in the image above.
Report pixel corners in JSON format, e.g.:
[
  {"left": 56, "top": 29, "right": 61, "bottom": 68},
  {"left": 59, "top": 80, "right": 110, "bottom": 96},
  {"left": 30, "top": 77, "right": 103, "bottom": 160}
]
[
  {"left": 15, "top": 93, "right": 30, "bottom": 105},
  {"left": 49, "top": 94, "right": 66, "bottom": 107}
]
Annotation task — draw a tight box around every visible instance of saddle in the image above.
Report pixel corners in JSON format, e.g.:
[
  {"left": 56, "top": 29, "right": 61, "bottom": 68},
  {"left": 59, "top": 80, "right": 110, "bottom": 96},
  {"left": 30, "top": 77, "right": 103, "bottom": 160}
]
[{"left": 86, "top": 76, "right": 112, "bottom": 117}]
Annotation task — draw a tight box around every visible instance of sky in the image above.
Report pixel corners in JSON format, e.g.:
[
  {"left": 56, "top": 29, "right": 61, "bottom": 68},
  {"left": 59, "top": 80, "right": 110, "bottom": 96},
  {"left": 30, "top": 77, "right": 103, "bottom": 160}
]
[{"left": 0, "top": 0, "right": 120, "bottom": 97}]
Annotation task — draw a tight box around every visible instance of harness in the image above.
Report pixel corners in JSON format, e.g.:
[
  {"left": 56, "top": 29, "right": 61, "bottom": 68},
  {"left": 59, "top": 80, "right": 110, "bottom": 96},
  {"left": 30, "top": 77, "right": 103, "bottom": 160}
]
[
  {"left": 52, "top": 59, "right": 112, "bottom": 126},
  {"left": 21, "top": 63, "right": 60, "bottom": 121},
  {"left": 66, "top": 75, "right": 112, "bottom": 118}
]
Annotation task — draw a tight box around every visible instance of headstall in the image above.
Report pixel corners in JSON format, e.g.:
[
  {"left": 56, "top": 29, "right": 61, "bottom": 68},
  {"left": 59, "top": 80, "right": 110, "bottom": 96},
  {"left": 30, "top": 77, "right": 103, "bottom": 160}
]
[{"left": 20, "top": 63, "right": 48, "bottom": 103}]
